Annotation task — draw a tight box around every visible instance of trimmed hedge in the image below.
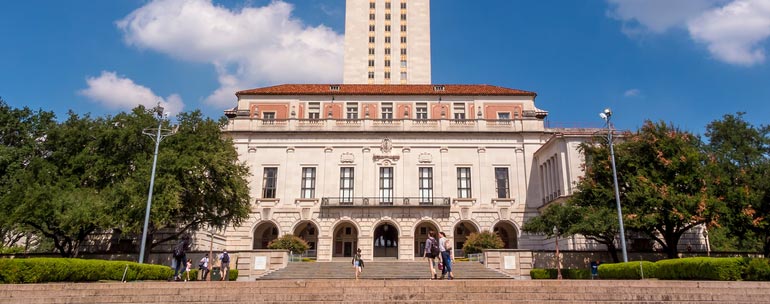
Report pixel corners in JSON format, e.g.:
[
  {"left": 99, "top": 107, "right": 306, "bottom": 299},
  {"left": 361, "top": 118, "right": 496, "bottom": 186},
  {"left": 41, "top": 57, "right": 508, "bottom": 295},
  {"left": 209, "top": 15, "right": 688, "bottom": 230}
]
[
  {"left": 599, "top": 261, "right": 657, "bottom": 280},
  {"left": 530, "top": 268, "right": 591, "bottom": 279},
  {"left": 743, "top": 258, "right": 770, "bottom": 281},
  {"left": 184, "top": 268, "right": 239, "bottom": 281},
  {"left": 0, "top": 258, "right": 172, "bottom": 284},
  {"left": 655, "top": 257, "right": 742, "bottom": 281}
]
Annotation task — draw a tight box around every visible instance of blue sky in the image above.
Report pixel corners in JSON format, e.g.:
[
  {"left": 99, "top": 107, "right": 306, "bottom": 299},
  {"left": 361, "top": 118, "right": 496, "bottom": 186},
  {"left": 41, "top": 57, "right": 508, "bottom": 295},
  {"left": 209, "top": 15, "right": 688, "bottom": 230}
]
[{"left": 1, "top": 0, "right": 768, "bottom": 134}]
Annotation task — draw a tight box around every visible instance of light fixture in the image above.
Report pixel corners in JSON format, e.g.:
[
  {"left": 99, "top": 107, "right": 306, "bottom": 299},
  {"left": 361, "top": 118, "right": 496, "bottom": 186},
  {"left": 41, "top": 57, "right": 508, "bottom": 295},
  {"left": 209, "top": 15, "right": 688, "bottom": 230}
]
[{"left": 600, "top": 107, "right": 628, "bottom": 263}]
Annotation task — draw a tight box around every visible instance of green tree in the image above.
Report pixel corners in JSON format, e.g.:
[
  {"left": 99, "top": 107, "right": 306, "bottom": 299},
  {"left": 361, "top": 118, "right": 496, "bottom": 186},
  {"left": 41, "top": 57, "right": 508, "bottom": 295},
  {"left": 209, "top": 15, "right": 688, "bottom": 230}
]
[
  {"left": 705, "top": 113, "right": 769, "bottom": 254},
  {"left": 620, "top": 121, "right": 724, "bottom": 258},
  {"left": 462, "top": 230, "right": 505, "bottom": 254},
  {"left": 267, "top": 235, "right": 310, "bottom": 254}
]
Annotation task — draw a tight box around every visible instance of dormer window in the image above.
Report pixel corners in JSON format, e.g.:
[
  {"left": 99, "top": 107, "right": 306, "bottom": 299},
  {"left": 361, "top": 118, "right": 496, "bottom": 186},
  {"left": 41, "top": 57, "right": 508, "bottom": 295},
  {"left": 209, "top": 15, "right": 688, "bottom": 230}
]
[
  {"left": 433, "top": 85, "right": 445, "bottom": 92},
  {"left": 330, "top": 85, "right": 341, "bottom": 92}
]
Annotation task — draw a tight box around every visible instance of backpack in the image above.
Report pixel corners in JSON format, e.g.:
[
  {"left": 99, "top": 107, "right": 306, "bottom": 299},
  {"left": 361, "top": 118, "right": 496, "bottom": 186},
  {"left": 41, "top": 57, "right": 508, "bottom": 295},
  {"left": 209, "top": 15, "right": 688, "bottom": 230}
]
[
  {"left": 221, "top": 252, "right": 230, "bottom": 263},
  {"left": 428, "top": 238, "right": 440, "bottom": 258},
  {"left": 173, "top": 247, "right": 182, "bottom": 258}
]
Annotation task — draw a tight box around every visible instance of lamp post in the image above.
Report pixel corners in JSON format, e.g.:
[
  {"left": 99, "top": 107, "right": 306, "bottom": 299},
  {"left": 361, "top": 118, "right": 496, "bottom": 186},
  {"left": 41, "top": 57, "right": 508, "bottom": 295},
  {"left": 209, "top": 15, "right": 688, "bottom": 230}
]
[
  {"left": 599, "top": 108, "right": 628, "bottom": 263},
  {"left": 209, "top": 227, "right": 215, "bottom": 281},
  {"left": 138, "top": 104, "right": 176, "bottom": 264},
  {"left": 553, "top": 226, "right": 562, "bottom": 280},
  {"left": 703, "top": 227, "right": 711, "bottom": 257}
]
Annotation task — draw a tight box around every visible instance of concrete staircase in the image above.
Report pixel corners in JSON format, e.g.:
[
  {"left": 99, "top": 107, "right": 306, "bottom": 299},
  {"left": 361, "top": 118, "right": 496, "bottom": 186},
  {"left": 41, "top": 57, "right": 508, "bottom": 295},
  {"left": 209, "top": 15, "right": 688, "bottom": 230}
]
[
  {"left": 2, "top": 280, "right": 770, "bottom": 303},
  {"left": 259, "top": 261, "right": 510, "bottom": 280}
]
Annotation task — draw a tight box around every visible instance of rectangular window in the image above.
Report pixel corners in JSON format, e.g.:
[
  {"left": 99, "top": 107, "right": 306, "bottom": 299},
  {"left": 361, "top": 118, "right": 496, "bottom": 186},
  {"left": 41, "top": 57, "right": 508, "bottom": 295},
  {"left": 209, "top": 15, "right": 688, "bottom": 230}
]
[
  {"left": 385, "top": 59, "right": 391, "bottom": 67},
  {"left": 308, "top": 102, "right": 320, "bottom": 120},
  {"left": 498, "top": 112, "right": 511, "bottom": 120},
  {"left": 400, "top": 36, "right": 407, "bottom": 43},
  {"left": 416, "top": 103, "right": 428, "bottom": 120},
  {"left": 262, "top": 167, "right": 278, "bottom": 198},
  {"left": 369, "top": 48, "right": 375, "bottom": 55},
  {"left": 370, "top": 2, "right": 376, "bottom": 9},
  {"left": 369, "top": 13, "right": 375, "bottom": 20},
  {"left": 400, "top": 25, "right": 407, "bottom": 32},
  {"left": 262, "top": 112, "right": 275, "bottom": 124},
  {"left": 400, "top": 60, "right": 407, "bottom": 68},
  {"left": 385, "top": 2, "right": 391, "bottom": 9},
  {"left": 401, "top": 14, "right": 406, "bottom": 20},
  {"left": 385, "top": 13, "right": 391, "bottom": 20},
  {"left": 385, "top": 72, "right": 391, "bottom": 79},
  {"left": 400, "top": 48, "right": 407, "bottom": 55},
  {"left": 401, "top": 2, "right": 406, "bottom": 9},
  {"left": 385, "top": 36, "right": 391, "bottom": 43},
  {"left": 385, "top": 25, "right": 391, "bottom": 32},
  {"left": 379, "top": 167, "right": 394, "bottom": 204},
  {"left": 400, "top": 72, "right": 407, "bottom": 80},
  {"left": 346, "top": 103, "right": 359, "bottom": 120},
  {"left": 301, "top": 167, "right": 316, "bottom": 198},
  {"left": 369, "top": 25, "right": 375, "bottom": 32},
  {"left": 369, "top": 36, "right": 375, "bottom": 43},
  {"left": 419, "top": 167, "right": 433, "bottom": 203},
  {"left": 381, "top": 102, "right": 393, "bottom": 120},
  {"left": 453, "top": 103, "right": 466, "bottom": 120},
  {"left": 368, "top": 71, "right": 375, "bottom": 79},
  {"left": 457, "top": 167, "right": 472, "bottom": 198},
  {"left": 339, "top": 167, "right": 355, "bottom": 203},
  {"left": 385, "top": 48, "right": 391, "bottom": 55},
  {"left": 495, "top": 168, "right": 510, "bottom": 199},
  {"left": 368, "top": 60, "right": 375, "bottom": 67}
]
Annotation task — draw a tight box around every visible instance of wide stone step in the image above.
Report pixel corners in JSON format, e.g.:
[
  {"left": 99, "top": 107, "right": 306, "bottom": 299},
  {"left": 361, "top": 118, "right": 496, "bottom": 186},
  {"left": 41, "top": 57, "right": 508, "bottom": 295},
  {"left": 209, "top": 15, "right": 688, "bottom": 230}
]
[{"left": 260, "top": 261, "right": 510, "bottom": 280}]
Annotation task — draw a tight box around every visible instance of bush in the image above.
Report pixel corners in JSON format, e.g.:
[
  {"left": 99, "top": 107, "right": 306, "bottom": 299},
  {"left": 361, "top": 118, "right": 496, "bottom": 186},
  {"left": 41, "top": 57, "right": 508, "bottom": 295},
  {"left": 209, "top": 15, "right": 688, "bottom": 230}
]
[
  {"left": 743, "top": 258, "right": 770, "bottom": 281},
  {"left": 598, "top": 261, "right": 657, "bottom": 279},
  {"left": 655, "top": 257, "right": 743, "bottom": 281},
  {"left": 228, "top": 269, "right": 238, "bottom": 281},
  {"left": 462, "top": 230, "right": 504, "bottom": 254},
  {"left": 530, "top": 268, "right": 591, "bottom": 279},
  {"left": 0, "top": 258, "right": 172, "bottom": 284},
  {"left": 267, "top": 235, "right": 309, "bottom": 254}
]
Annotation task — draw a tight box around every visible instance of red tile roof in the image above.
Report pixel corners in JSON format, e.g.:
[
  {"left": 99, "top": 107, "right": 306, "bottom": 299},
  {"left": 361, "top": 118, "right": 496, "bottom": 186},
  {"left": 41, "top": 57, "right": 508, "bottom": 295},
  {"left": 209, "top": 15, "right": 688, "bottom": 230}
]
[{"left": 236, "top": 84, "right": 537, "bottom": 97}]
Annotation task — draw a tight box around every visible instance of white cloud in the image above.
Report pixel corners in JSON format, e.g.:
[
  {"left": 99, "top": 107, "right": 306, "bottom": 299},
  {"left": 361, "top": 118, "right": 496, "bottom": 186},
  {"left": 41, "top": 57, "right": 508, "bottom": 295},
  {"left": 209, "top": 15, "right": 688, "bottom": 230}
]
[
  {"left": 80, "top": 71, "right": 185, "bottom": 115},
  {"left": 688, "top": 0, "right": 770, "bottom": 66},
  {"left": 117, "top": 0, "right": 344, "bottom": 107},
  {"left": 607, "top": 0, "right": 770, "bottom": 66},
  {"left": 624, "top": 89, "right": 641, "bottom": 97}
]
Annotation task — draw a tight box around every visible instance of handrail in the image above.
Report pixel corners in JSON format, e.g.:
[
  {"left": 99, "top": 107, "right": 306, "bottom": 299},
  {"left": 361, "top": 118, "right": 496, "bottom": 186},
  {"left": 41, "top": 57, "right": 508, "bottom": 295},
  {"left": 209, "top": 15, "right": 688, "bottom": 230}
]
[{"left": 321, "top": 197, "right": 450, "bottom": 207}]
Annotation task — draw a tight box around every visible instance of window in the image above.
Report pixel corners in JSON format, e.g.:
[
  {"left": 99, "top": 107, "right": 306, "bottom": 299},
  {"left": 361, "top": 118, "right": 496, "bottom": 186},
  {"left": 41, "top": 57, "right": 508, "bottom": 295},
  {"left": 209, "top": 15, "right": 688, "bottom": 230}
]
[
  {"left": 400, "top": 72, "right": 407, "bottom": 79},
  {"left": 368, "top": 60, "right": 375, "bottom": 67},
  {"left": 453, "top": 103, "right": 466, "bottom": 120},
  {"left": 400, "top": 36, "right": 407, "bottom": 43},
  {"left": 385, "top": 13, "right": 391, "bottom": 20},
  {"left": 262, "top": 167, "right": 278, "bottom": 198},
  {"left": 385, "top": 59, "right": 391, "bottom": 67},
  {"left": 369, "top": 13, "right": 375, "bottom": 20},
  {"left": 400, "top": 48, "right": 407, "bottom": 55},
  {"left": 369, "top": 25, "right": 375, "bottom": 31},
  {"left": 498, "top": 112, "right": 511, "bottom": 120},
  {"left": 385, "top": 2, "right": 391, "bottom": 9},
  {"left": 401, "top": 2, "right": 406, "bottom": 9},
  {"left": 385, "top": 72, "right": 391, "bottom": 79},
  {"left": 369, "top": 48, "right": 375, "bottom": 55},
  {"left": 457, "top": 167, "right": 472, "bottom": 198},
  {"left": 301, "top": 167, "right": 316, "bottom": 198},
  {"left": 385, "top": 25, "right": 391, "bottom": 32},
  {"left": 495, "top": 168, "right": 510, "bottom": 199},
  {"left": 346, "top": 103, "right": 359, "bottom": 120},
  {"left": 400, "top": 60, "right": 407, "bottom": 68},
  {"left": 419, "top": 167, "right": 433, "bottom": 203},
  {"left": 379, "top": 167, "right": 394, "bottom": 204},
  {"left": 416, "top": 103, "right": 428, "bottom": 120},
  {"left": 401, "top": 25, "right": 407, "bottom": 32},
  {"left": 370, "top": 2, "right": 375, "bottom": 9},
  {"left": 369, "top": 36, "right": 375, "bottom": 43},
  {"left": 339, "top": 167, "right": 355, "bottom": 203},
  {"left": 308, "top": 102, "right": 320, "bottom": 120},
  {"left": 385, "top": 48, "right": 391, "bottom": 55},
  {"left": 262, "top": 112, "right": 275, "bottom": 124},
  {"left": 401, "top": 14, "right": 406, "bottom": 20},
  {"left": 368, "top": 71, "right": 375, "bottom": 79},
  {"left": 381, "top": 103, "right": 393, "bottom": 120},
  {"left": 385, "top": 36, "right": 391, "bottom": 43}
]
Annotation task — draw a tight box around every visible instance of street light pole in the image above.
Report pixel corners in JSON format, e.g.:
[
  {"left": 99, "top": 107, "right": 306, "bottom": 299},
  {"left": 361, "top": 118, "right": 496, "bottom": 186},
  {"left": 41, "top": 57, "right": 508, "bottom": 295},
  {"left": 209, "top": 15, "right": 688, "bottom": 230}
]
[
  {"left": 600, "top": 108, "right": 629, "bottom": 263},
  {"left": 553, "top": 226, "right": 562, "bottom": 280},
  {"left": 138, "top": 104, "right": 176, "bottom": 264}
]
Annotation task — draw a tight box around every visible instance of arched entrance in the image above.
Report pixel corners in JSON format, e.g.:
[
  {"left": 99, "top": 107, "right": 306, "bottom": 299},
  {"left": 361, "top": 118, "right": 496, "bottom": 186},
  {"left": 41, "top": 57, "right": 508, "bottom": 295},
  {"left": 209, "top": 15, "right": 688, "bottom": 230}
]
[
  {"left": 453, "top": 221, "right": 479, "bottom": 256},
  {"left": 333, "top": 222, "right": 358, "bottom": 258},
  {"left": 494, "top": 221, "right": 519, "bottom": 249},
  {"left": 253, "top": 222, "right": 279, "bottom": 249},
  {"left": 294, "top": 221, "right": 319, "bottom": 257},
  {"left": 414, "top": 221, "right": 440, "bottom": 257},
  {"left": 373, "top": 223, "right": 399, "bottom": 259}
]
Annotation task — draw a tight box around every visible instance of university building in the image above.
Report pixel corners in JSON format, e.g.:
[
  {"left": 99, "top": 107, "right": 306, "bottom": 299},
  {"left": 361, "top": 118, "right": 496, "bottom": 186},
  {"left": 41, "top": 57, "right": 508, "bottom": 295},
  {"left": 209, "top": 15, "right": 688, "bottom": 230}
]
[{"left": 213, "top": 0, "right": 603, "bottom": 261}]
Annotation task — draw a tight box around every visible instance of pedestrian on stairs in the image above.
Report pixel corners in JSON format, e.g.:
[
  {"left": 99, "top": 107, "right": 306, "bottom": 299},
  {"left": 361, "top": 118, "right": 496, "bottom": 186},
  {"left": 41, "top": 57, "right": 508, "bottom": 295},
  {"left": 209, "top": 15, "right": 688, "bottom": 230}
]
[
  {"left": 352, "top": 248, "right": 364, "bottom": 280},
  {"left": 442, "top": 236, "right": 455, "bottom": 280},
  {"left": 424, "top": 230, "right": 439, "bottom": 280}
]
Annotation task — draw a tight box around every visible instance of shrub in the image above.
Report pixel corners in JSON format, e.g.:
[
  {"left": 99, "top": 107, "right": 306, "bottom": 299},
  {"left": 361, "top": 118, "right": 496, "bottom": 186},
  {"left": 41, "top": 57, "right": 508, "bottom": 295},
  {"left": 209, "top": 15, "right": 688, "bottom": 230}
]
[
  {"left": 267, "top": 235, "right": 309, "bottom": 254},
  {"left": 743, "top": 258, "right": 770, "bottom": 281},
  {"left": 530, "top": 268, "right": 591, "bottom": 279},
  {"left": 655, "top": 257, "right": 742, "bottom": 281},
  {"left": 462, "top": 230, "right": 504, "bottom": 254},
  {"left": 228, "top": 269, "right": 239, "bottom": 281},
  {"left": 0, "top": 258, "right": 172, "bottom": 284},
  {"left": 598, "top": 261, "right": 657, "bottom": 279}
]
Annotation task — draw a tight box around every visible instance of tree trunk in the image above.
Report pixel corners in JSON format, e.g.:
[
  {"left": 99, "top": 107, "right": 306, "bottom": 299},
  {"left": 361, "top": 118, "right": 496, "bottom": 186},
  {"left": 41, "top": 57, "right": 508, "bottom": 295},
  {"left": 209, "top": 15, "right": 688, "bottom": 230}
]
[{"left": 606, "top": 242, "right": 619, "bottom": 263}]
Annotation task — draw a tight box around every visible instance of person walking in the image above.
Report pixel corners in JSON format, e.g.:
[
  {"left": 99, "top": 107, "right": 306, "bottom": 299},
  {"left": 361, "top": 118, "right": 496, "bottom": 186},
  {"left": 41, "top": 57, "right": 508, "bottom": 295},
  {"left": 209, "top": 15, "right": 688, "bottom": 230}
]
[
  {"left": 220, "top": 250, "right": 230, "bottom": 281},
  {"left": 442, "top": 237, "right": 455, "bottom": 280},
  {"left": 438, "top": 232, "right": 448, "bottom": 279},
  {"left": 352, "top": 248, "right": 364, "bottom": 280},
  {"left": 199, "top": 255, "right": 210, "bottom": 281},
  {"left": 184, "top": 258, "right": 192, "bottom": 282},
  {"left": 423, "top": 230, "right": 439, "bottom": 280},
  {"left": 172, "top": 238, "right": 190, "bottom": 281}
]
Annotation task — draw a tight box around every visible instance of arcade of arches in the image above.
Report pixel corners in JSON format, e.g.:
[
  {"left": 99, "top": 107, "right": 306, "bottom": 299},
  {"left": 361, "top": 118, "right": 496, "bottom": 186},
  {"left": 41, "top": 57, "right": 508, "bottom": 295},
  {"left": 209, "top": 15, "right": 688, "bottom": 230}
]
[{"left": 250, "top": 220, "right": 518, "bottom": 260}]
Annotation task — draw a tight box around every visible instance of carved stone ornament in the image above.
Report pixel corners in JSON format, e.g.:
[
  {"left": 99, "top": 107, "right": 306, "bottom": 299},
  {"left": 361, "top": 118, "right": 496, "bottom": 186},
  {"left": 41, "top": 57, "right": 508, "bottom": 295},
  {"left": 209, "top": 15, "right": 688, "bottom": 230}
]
[
  {"left": 418, "top": 152, "right": 433, "bottom": 164},
  {"left": 248, "top": 146, "right": 258, "bottom": 153},
  {"left": 340, "top": 152, "right": 355, "bottom": 163},
  {"left": 380, "top": 138, "right": 393, "bottom": 154}
]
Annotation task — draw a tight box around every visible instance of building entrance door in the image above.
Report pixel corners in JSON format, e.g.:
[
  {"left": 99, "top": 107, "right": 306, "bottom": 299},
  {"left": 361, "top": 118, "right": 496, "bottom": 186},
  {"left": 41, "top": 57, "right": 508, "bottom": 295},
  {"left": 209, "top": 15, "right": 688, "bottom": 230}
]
[
  {"left": 333, "top": 222, "right": 359, "bottom": 258},
  {"left": 414, "top": 222, "right": 439, "bottom": 257},
  {"left": 373, "top": 223, "right": 398, "bottom": 259},
  {"left": 344, "top": 242, "right": 353, "bottom": 257}
]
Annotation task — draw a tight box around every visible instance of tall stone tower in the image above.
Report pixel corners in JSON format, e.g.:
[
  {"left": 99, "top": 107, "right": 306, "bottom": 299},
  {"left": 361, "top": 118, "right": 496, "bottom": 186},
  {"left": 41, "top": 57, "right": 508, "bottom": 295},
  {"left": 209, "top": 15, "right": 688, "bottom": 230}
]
[{"left": 343, "top": 0, "right": 431, "bottom": 84}]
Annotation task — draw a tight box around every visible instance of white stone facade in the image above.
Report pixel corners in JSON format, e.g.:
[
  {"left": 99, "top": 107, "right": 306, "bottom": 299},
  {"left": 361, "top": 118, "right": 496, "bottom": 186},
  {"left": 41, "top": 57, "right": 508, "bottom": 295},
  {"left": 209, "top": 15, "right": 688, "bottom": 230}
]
[{"left": 219, "top": 84, "right": 598, "bottom": 261}]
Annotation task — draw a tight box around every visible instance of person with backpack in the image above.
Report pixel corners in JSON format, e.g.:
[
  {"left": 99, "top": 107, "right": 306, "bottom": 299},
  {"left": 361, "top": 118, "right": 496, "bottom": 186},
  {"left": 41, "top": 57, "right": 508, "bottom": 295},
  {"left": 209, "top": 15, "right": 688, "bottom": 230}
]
[
  {"left": 172, "top": 238, "right": 190, "bottom": 281},
  {"left": 220, "top": 250, "right": 230, "bottom": 281},
  {"left": 198, "top": 254, "right": 210, "bottom": 281},
  {"left": 352, "top": 248, "right": 364, "bottom": 280},
  {"left": 423, "top": 230, "right": 439, "bottom": 280}
]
